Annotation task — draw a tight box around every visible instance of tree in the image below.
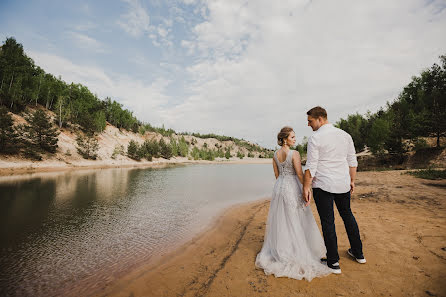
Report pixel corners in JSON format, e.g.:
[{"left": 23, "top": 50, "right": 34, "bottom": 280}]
[
  {"left": 178, "top": 136, "right": 189, "bottom": 157},
  {"left": 0, "top": 37, "right": 35, "bottom": 111},
  {"left": 127, "top": 140, "right": 140, "bottom": 160},
  {"left": 159, "top": 138, "right": 172, "bottom": 159},
  {"left": 336, "top": 113, "right": 367, "bottom": 152},
  {"left": 24, "top": 109, "right": 59, "bottom": 153},
  {"left": 225, "top": 148, "right": 231, "bottom": 159},
  {"left": 366, "top": 118, "right": 390, "bottom": 155},
  {"left": 294, "top": 136, "right": 308, "bottom": 156},
  {"left": 76, "top": 133, "right": 99, "bottom": 159},
  {"left": 191, "top": 147, "right": 200, "bottom": 160},
  {"left": 0, "top": 106, "right": 19, "bottom": 153},
  {"left": 169, "top": 136, "right": 179, "bottom": 157},
  {"left": 143, "top": 139, "right": 160, "bottom": 158}
]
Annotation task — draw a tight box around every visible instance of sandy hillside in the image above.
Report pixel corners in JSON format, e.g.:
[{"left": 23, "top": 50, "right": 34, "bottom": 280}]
[
  {"left": 0, "top": 106, "right": 270, "bottom": 175},
  {"left": 90, "top": 170, "right": 446, "bottom": 297}
]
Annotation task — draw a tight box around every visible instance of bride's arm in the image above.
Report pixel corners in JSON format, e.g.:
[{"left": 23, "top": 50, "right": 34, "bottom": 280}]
[
  {"left": 292, "top": 151, "right": 304, "bottom": 184},
  {"left": 273, "top": 158, "right": 279, "bottom": 179}
]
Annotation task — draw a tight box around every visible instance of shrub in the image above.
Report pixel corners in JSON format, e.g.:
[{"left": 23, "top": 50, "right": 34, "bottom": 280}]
[
  {"left": 143, "top": 139, "right": 160, "bottom": 158},
  {"left": 225, "top": 148, "right": 231, "bottom": 159},
  {"left": 159, "top": 138, "right": 172, "bottom": 159},
  {"left": 127, "top": 140, "right": 140, "bottom": 160},
  {"left": 111, "top": 144, "right": 124, "bottom": 159},
  {"left": 237, "top": 151, "right": 245, "bottom": 159},
  {"left": 169, "top": 136, "right": 179, "bottom": 157},
  {"left": 178, "top": 136, "right": 189, "bottom": 157},
  {"left": 191, "top": 147, "right": 200, "bottom": 160},
  {"left": 23, "top": 146, "right": 42, "bottom": 161},
  {"left": 412, "top": 138, "right": 428, "bottom": 151},
  {"left": 406, "top": 168, "right": 446, "bottom": 180},
  {"left": 76, "top": 133, "right": 99, "bottom": 160}
]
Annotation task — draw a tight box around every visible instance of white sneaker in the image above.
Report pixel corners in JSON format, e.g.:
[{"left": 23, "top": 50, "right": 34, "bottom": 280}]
[
  {"left": 348, "top": 248, "right": 366, "bottom": 264},
  {"left": 327, "top": 262, "right": 342, "bottom": 274}
]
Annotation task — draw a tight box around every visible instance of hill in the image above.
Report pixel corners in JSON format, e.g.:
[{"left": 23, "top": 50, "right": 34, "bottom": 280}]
[{"left": 0, "top": 37, "right": 273, "bottom": 174}]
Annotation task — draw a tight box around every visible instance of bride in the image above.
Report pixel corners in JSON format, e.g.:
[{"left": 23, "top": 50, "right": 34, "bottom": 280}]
[{"left": 255, "top": 126, "right": 333, "bottom": 281}]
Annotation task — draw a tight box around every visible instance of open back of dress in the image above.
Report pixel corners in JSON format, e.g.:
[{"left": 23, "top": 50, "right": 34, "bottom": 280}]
[{"left": 255, "top": 149, "right": 332, "bottom": 281}]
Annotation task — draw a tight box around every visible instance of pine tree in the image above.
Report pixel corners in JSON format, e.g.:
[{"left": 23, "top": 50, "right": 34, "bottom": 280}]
[
  {"left": 76, "top": 132, "right": 99, "bottom": 159},
  {"left": 24, "top": 109, "right": 59, "bottom": 153},
  {"left": 143, "top": 139, "right": 160, "bottom": 158},
  {"left": 0, "top": 106, "right": 19, "bottom": 153},
  {"left": 169, "top": 136, "right": 179, "bottom": 157},
  {"left": 159, "top": 138, "right": 173, "bottom": 159},
  {"left": 127, "top": 140, "right": 141, "bottom": 160},
  {"left": 178, "top": 136, "right": 189, "bottom": 157}
]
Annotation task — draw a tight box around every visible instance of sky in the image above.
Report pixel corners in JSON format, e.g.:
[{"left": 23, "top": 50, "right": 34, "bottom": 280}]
[{"left": 1, "top": 0, "right": 445, "bottom": 148}]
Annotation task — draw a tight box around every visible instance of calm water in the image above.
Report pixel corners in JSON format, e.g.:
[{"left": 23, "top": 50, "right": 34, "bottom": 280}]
[{"left": 0, "top": 163, "right": 274, "bottom": 297}]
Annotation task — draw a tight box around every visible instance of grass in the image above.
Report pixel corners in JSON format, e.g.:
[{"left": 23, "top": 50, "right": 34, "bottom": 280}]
[{"left": 405, "top": 168, "right": 446, "bottom": 180}]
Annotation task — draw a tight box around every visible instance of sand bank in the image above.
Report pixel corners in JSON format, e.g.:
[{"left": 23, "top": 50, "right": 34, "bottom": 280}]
[
  {"left": 0, "top": 156, "right": 271, "bottom": 176},
  {"left": 90, "top": 170, "right": 445, "bottom": 297}
]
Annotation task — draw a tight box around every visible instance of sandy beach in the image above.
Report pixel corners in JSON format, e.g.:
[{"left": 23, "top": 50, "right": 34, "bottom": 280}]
[{"left": 89, "top": 170, "right": 446, "bottom": 297}]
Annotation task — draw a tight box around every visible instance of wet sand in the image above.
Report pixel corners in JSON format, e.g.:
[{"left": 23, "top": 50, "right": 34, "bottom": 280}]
[{"left": 90, "top": 170, "right": 446, "bottom": 297}]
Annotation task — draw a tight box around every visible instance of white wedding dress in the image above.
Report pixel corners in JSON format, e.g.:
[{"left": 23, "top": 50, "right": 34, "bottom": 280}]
[{"left": 255, "top": 149, "right": 332, "bottom": 281}]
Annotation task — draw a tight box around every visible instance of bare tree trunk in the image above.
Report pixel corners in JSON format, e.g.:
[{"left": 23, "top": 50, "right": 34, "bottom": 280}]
[
  {"left": 8, "top": 72, "right": 14, "bottom": 92},
  {"left": 49, "top": 96, "right": 54, "bottom": 110},
  {"left": 0, "top": 77, "right": 3, "bottom": 105},
  {"left": 46, "top": 87, "right": 51, "bottom": 109},
  {"left": 59, "top": 96, "right": 63, "bottom": 128},
  {"left": 35, "top": 75, "right": 42, "bottom": 106}
]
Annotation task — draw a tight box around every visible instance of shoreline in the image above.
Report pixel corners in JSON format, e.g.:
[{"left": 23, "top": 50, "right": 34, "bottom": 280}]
[
  {"left": 55, "top": 198, "right": 269, "bottom": 297},
  {"left": 89, "top": 198, "right": 271, "bottom": 297},
  {"left": 90, "top": 170, "right": 445, "bottom": 297},
  {"left": 0, "top": 157, "right": 271, "bottom": 176}
]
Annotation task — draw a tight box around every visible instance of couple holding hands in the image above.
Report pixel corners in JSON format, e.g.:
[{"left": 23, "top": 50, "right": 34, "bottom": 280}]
[{"left": 255, "top": 106, "right": 366, "bottom": 281}]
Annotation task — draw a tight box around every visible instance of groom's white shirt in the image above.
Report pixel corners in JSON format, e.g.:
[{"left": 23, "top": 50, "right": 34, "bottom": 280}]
[{"left": 305, "top": 123, "right": 358, "bottom": 194}]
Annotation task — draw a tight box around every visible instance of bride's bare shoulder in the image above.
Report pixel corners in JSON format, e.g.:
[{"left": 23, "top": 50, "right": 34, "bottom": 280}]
[{"left": 292, "top": 150, "right": 302, "bottom": 161}]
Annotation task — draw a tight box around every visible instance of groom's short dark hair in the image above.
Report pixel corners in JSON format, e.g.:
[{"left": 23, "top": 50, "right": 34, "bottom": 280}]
[{"left": 307, "top": 106, "right": 327, "bottom": 119}]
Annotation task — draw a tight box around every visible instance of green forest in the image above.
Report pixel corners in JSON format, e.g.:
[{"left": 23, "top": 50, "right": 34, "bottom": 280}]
[
  {"left": 0, "top": 37, "right": 273, "bottom": 161},
  {"left": 336, "top": 54, "right": 445, "bottom": 155}
]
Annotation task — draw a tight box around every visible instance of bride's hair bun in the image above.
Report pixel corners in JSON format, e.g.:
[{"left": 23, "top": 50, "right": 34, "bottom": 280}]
[{"left": 277, "top": 126, "right": 294, "bottom": 146}]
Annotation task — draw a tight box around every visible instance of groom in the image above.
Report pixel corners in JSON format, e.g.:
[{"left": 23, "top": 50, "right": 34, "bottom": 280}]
[{"left": 302, "top": 106, "right": 366, "bottom": 274}]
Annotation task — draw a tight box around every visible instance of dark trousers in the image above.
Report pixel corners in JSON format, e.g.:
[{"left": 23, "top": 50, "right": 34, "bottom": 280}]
[{"left": 313, "top": 188, "right": 363, "bottom": 264}]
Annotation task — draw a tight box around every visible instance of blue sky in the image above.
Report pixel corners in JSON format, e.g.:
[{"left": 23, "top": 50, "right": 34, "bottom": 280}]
[{"left": 1, "top": 0, "right": 446, "bottom": 148}]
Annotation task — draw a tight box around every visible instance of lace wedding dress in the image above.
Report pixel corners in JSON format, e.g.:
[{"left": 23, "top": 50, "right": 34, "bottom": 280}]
[{"left": 255, "top": 149, "right": 332, "bottom": 281}]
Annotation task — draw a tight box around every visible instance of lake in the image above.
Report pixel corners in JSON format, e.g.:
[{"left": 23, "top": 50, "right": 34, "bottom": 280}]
[{"left": 0, "top": 163, "right": 274, "bottom": 297}]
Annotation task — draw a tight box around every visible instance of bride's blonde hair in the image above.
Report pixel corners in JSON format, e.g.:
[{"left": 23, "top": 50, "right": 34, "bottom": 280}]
[{"left": 277, "top": 126, "right": 294, "bottom": 146}]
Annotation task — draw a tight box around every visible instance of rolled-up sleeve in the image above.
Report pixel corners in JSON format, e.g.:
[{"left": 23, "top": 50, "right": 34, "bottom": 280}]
[
  {"left": 305, "top": 136, "right": 319, "bottom": 177},
  {"left": 347, "top": 134, "right": 358, "bottom": 167}
]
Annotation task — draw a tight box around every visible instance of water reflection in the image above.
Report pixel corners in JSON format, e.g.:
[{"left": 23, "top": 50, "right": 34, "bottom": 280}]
[{"left": 0, "top": 164, "right": 273, "bottom": 297}]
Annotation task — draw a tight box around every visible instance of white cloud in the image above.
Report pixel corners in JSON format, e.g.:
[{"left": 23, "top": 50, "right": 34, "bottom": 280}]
[
  {"left": 28, "top": 51, "right": 171, "bottom": 126},
  {"left": 68, "top": 32, "right": 105, "bottom": 53},
  {"left": 73, "top": 22, "right": 96, "bottom": 32},
  {"left": 118, "top": 0, "right": 151, "bottom": 37},
  {"left": 162, "top": 0, "right": 446, "bottom": 147},
  {"left": 22, "top": 0, "right": 446, "bottom": 148},
  {"left": 117, "top": 0, "right": 175, "bottom": 48}
]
